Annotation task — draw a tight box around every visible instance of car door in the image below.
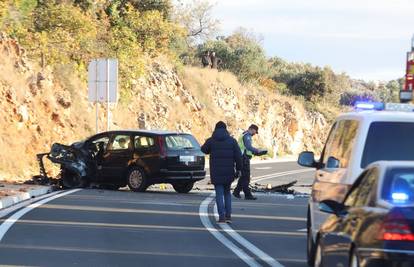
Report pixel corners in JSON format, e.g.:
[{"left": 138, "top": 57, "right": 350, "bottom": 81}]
[
  {"left": 322, "top": 168, "right": 378, "bottom": 266},
  {"left": 132, "top": 134, "right": 160, "bottom": 177},
  {"left": 84, "top": 133, "right": 111, "bottom": 182},
  {"left": 312, "top": 120, "right": 360, "bottom": 233},
  {"left": 100, "top": 134, "right": 133, "bottom": 183}
]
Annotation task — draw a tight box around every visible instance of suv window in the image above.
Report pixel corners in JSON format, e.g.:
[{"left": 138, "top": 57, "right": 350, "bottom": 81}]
[
  {"left": 361, "top": 122, "right": 414, "bottom": 168},
  {"left": 165, "top": 134, "right": 200, "bottom": 150},
  {"left": 322, "top": 120, "right": 359, "bottom": 168},
  {"left": 134, "top": 136, "right": 155, "bottom": 149},
  {"left": 109, "top": 135, "right": 131, "bottom": 150}
]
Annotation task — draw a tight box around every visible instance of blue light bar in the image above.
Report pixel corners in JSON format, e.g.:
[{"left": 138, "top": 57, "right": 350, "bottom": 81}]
[
  {"left": 354, "top": 101, "right": 385, "bottom": 111},
  {"left": 392, "top": 192, "right": 409, "bottom": 202}
]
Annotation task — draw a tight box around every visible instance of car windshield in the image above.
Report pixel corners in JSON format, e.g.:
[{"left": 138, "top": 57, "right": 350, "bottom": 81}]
[
  {"left": 165, "top": 134, "right": 200, "bottom": 150},
  {"left": 382, "top": 167, "right": 414, "bottom": 205},
  {"left": 361, "top": 122, "right": 414, "bottom": 168}
]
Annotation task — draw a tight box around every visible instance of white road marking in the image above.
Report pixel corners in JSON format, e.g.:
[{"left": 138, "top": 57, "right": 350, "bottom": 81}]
[
  {"left": 0, "top": 190, "right": 61, "bottom": 219},
  {"left": 255, "top": 167, "right": 272, "bottom": 170},
  {"left": 199, "top": 194, "right": 260, "bottom": 267},
  {"left": 297, "top": 228, "right": 307, "bottom": 232},
  {"left": 213, "top": 205, "right": 284, "bottom": 267},
  {"left": 0, "top": 189, "right": 81, "bottom": 242}
]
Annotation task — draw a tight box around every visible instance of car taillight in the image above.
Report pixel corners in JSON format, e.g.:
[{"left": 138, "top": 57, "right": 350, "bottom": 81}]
[
  {"left": 157, "top": 136, "right": 166, "bottom": 157},
  {"left": 378, "top": 209, "right": 414, "bottom": 241}
]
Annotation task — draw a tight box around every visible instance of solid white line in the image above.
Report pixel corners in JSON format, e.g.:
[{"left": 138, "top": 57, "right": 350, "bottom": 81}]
[
  {"left": 0, "top": 190, "right": 61, "bottom": 219},
  {"left": 0, "top": 189, "right": 81, "bottom": 242},
  {"left": 213, "top": 205, "right": 284, "bottom": 267},
  {"left": 199, "top": 194, "right": 260, "bottom": 267},
  {"left": 254, "top": 167, "right": 272, "bottom": 170}
]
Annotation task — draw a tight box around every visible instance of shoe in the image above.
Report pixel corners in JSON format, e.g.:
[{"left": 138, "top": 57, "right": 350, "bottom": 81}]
[
  {"left": 245, "top": 195, "right": 257, "bottom": 200},
  {"left": 217, "top": 218, "right": 226, "bottom": 223},
  {"left": 233, "top": 192, "right": 241, "bottom": 198},
  {"left": 225, "top": 216, "right": 232, "bottom": 224}
]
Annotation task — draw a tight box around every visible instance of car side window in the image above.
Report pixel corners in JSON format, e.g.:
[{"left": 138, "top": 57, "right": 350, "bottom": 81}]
[
  {"left": 322, "top": 120, "right": 359, "bottom": 168},
  {"left": 354, "top": 169, "right": 378, "bottom": 207},
  {"left": 109, "top": 135, "right": 131, "bottom": 150},
  {"left": 322, "top": 123, "right": 337, "bottom": 166},
  {"left": 134, "top": 135, "right": 155, "bottom": 150},
  {"left": 90, "top": 136, "right": 110, "bottom": 151},
  {"left": 344, "top": 170, "right": 368, "bottom": 207}
]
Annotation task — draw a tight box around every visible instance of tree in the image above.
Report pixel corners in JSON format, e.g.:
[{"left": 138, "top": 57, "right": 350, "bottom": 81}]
[{"left": 173, "top": 0, "right": 219, "bottom": 44}]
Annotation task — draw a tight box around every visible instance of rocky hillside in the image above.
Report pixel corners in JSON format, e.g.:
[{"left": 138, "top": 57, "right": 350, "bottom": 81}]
[{"left": 0, "top": 36, "right": 329, "bottom": 181}]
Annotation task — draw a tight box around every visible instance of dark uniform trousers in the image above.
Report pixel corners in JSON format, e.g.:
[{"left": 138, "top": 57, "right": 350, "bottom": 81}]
[{"left": 234, "top": 154, "right": 252, "bottom": 197}]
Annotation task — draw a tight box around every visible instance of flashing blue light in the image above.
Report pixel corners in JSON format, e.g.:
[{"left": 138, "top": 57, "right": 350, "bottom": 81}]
[
  {"left": 392, "top": 192, "right": 409, "bottom": 202},
  {"left": 354, "top": 101, "right": 385, "bottom": 111}
]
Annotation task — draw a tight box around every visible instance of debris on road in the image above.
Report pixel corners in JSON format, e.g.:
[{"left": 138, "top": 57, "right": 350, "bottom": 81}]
[{"left": 251, "top": 180, "right": 298, "bottom": 194}]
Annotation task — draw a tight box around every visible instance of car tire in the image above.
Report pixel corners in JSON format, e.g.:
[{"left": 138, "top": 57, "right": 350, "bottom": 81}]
[
  {"left": 172, "top": 182, "right": 194, "bottom": 193},
  {"left": 349, "top": 248, "right": 360, "bottom": 267},
  {"left": 307, "top": 208, "right": 316, "bottom": 266},
  {"left": 127, "top": 167, "right": 147, "bottom": 192},
  {"left": 314, "top": 238, "right": 323, "bottom": 267},
  {"left": 61, "top": 168, "right": 88, "bottom": 188}
]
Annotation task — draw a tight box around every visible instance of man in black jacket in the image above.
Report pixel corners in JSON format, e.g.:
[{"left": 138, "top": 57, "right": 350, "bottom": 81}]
[{"left": 201, "top": 121, "right": 242, "bottom": 223}]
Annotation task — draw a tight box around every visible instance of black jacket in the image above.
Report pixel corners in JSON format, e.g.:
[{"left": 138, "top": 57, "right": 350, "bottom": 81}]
[{"left": 201, "top": 128, "right": 242, "bottom": 185}]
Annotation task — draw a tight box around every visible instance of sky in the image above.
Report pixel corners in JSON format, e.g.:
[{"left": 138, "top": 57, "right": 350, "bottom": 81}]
[{"left": 207, "top": 0, "right": 414, "bottom": 81}]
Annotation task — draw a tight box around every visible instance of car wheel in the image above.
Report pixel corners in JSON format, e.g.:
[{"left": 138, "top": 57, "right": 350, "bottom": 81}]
[
  {"left": 307, "top": 209, "right": 316, "bottom": 266},
  {"left": 349, "top": 248, "right": 360, "bottom": 267},
  {"left": 127, "top": 167, "right": 147, "bottom": 192},
  {"left": 314, "top": 239, "right": 323, "bottom": 267},
  {"left": 172, "top": 182, "right": 194, "bottom": 193},
  {"left": 61, "top": 168, "right": 88, "bottom": 188}
]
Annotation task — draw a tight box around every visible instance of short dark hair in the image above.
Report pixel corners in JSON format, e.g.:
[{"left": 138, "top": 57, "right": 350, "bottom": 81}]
[
  {"left": 249, "top": 124, "right": 259, "bottom": 133},
  {"left": 215, "top": 121, "right": 227, "bottom": 130}
]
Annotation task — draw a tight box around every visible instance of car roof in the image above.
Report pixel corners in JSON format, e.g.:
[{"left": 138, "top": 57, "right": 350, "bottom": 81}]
[
  {"left": 367, "top": 160, "right": 414, "bottom": 170},
  {"left": 90, "top": 129, "right": 190, "bottom": 137},
  {"left": 337, "top": 110, "right": 414, "bottom": 122}
]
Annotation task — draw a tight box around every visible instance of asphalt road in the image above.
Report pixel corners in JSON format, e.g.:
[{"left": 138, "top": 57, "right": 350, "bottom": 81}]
[{"left": 0, "top": 161, "right": 315, "bottom": 267}]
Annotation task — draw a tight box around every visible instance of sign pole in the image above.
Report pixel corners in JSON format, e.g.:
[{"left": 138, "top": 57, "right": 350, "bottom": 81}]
[
  {"left": 95, "top": 60, "right": 99, "bottom": 133},
  {"left": 106, "top": 59, "right": 110, "bottom": 131}
]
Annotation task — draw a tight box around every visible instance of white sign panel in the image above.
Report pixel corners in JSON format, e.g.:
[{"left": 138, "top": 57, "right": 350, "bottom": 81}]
[{"left": 88, "top": 59, "right": 118, "bottom": 103}]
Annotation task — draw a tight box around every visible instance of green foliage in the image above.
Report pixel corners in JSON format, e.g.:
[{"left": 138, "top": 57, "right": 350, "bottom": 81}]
[
  {"left": 197, "top": 29, "right": 268, "bottom": 82},
  {"left": 0, "top": 0, "right": 185, "bottom": 105}
]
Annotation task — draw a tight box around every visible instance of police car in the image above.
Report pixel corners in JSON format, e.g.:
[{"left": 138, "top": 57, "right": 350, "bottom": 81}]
[{"left": 297, "top": 102, "right": 414, "bottom": 266}]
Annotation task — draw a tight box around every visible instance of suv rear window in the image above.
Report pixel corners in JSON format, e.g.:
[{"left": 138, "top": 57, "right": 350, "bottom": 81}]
[
  {"left": 382, "top": 167, "right": 414, "bottom": 205},
  {"left": 361, "top": 122, "right": 414, "bottom": 168},
  {"left": 165, "top": 134, "right": 200, "bottom": 150}
]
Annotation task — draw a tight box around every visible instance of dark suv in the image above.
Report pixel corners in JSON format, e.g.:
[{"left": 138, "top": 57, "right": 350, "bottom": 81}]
[{"left": 46, "top": 130, "right": 206, "bottom": 193}]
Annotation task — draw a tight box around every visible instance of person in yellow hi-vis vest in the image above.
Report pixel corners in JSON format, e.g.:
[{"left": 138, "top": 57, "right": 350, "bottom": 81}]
[{"left": 233, "top": 124, "right": 267, "bottom": 200}]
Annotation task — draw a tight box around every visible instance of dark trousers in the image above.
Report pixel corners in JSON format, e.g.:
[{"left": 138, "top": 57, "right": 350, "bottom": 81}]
[{"left": 234, "top": 155, "right": 252, "bottom": 197}]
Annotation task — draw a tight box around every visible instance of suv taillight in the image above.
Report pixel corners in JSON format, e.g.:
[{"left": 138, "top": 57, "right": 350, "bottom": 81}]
[
  {"left": 378, "top": 209, "right": 414, "bottom": 241},
  {"left": 157, "top": 136, "right": 166, "bottom": 157}
]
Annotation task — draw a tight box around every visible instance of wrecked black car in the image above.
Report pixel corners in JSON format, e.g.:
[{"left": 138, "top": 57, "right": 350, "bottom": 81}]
[{"left": 38, "top": 130, "right": 206, "bottom": 193}]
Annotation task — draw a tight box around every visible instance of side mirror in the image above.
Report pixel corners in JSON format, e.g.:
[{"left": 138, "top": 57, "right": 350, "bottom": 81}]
[
  {"left": 327, "top": 156, "right": 340, "bottom": 168},
  {"left": 298, "top": 151, "right": 316, "bottom": 167},
  {"left": 319, "top": 199, "right": 346, "bottom": 216}
]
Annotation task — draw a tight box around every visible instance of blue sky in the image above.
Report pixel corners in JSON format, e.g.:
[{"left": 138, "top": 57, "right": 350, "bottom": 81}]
[{"left": 209, "top": 0, "right": 414, "bottom": 81}]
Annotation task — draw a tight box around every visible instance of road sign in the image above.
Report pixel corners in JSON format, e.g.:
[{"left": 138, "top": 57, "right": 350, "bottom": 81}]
[{"left": 88, "top": 59, "right": 118, "bottom": 103}]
